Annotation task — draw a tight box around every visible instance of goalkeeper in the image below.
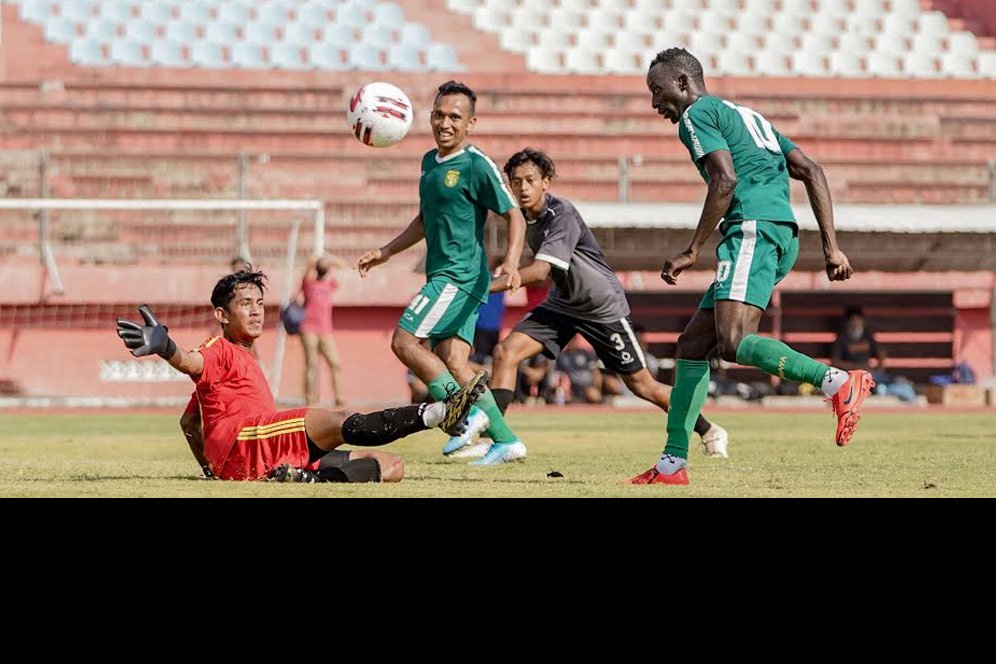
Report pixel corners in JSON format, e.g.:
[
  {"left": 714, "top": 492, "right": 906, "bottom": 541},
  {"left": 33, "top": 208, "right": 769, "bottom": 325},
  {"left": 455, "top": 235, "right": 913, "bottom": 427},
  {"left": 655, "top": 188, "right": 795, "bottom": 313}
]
[{"left": 115, "top": 266, "right": 487, "bottom": 483}]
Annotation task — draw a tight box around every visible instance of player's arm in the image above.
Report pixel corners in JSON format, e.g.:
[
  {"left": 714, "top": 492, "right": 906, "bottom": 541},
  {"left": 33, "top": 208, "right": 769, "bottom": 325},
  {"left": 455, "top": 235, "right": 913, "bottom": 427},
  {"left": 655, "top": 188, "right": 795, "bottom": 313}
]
[
  {"left": 491, "top": 257, "right": 550, "bottom": 293},
  {"left": 179, "top": 397, "right": 213, "bottom": 478},
  {"left": 494, "top": 208, "right": 526, "bottom": 291},
  {"left": 785, "top": 147, "right": 852, "bottom": 282},
  {"left": 661, "top": 150, "right": 737, "bottom": 284},
  {"left": 116, "top": 305, "right": 205, "bottom": 377},
  {"left": 355, "top": 213, "right": 424, "bottom": 276}
]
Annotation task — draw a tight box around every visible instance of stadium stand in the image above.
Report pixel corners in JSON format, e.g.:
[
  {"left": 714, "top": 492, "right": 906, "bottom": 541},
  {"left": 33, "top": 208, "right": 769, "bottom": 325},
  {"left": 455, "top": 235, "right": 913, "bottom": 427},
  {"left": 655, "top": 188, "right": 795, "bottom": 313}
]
[{"left": 0, "top": 0, "right": 994, "bottom": 403}]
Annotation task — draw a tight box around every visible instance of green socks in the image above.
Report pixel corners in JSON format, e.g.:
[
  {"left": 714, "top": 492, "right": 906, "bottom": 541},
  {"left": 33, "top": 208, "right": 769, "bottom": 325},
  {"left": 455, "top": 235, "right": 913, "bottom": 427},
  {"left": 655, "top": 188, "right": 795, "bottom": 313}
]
[
  {"left": 736, "top": 334, "right": 829, "bottom": 387},
  {"left": 663, "top": 359, "right": 711, "bottom": 459}
]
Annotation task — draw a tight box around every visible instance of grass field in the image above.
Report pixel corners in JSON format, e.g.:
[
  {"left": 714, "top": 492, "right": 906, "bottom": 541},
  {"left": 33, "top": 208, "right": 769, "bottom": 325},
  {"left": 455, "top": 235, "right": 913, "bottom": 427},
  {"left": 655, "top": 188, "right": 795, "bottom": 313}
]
[{"left": 1, "top": 409, "right": 994, "bottom": 497}]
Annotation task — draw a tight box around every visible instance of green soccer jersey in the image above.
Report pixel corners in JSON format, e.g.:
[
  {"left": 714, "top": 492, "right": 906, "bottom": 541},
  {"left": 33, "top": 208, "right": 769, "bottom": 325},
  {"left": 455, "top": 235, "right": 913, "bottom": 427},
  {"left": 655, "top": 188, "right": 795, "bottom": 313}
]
[
  {"left": 418, "top": 145, "right": 517, "bottom": 303},
  {"left": 678, "top": 95, "right": 798, "bottom": 229}
]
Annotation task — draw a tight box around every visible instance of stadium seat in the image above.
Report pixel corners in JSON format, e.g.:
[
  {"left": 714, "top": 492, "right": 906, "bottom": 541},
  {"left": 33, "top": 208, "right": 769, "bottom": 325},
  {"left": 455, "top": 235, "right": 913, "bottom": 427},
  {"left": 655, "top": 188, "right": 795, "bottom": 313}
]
[
  {"left": 716, "top": 50, "right": 753, "bottom": 76},
  {"left": 917, "top": 11, "right": 951, "bottom": 38},
  {"left": 150, "top": 39, "right": 187, "bottom": 67},
  {"left": 911, "top": 32, "right": 945, "bottom": 55},
  {"left": 61, "top": 0, "right": 98, "bottom": 22},
  {"left": 576, "top": 29, "right": 612, "bottom": 51},
  {"left": 205, "top": 22, "right": 238, "bottom": 44},
  {"left": 830, "top": 50, "right": 864, "bottom": 76},
  {"left": 124, "top": 19, "right": 158, "bottom": 43},
  {"left": 538, "top": 31, "right": 571, "bottom": 50},
  {"left": 761, "top": 35, "right": 797, "bottom": 56},
  {"left": 780, "top": 0, "right": 814, "bottom": 18},
  {"left": 801, "top": 33, "right": 835, "bottom": 55},
  {"left": 498, "top": 29, "right": 533, "bottom": 52},
  {"left": 754, "top": 51, "right": 791, "bottom": 76},
  {"left": 947, "top": 32, "right": 979, "bottom": 56},
  {"left": 320, "top": 24, "right": 356, "bottom": 49},
  {"left": 426, "top": 43, "right": 464, "bottom": 71},
  {"left": 257, "top": 2, "right": 293, "bottom": 26},
  {"left": 308, "top": 43, "right": 348, "bottom": 69},
  {"left": 245, "top": 22, "right": 280, "bottom": 45},
  {"left": 389, "top": 43, "right": 429, "bottom": 72},
  {"left": 851, "top": 0, "right": 887, "bottom": 21},
  {"left": 526, "top": 46, "right": 563, "bottom": 73},
  {"left": 874, "top": 33, "right": 908, "bottom": 55},
  {"left": 816, "top": 0, "right": 850, "bottom": 18},
  {"left": 941, "top": 52, "right": 977, "bottom": 78},
  {"left": 706, "top": 0, "right": 740, "bottom": 14},
  {"left": 447, "top": 0, "right": 483, "bottom": 12},
  {"left": 792, "top": 51, "right": 829, "bottom": 76},
  {"left": 269, "top": 43, "right": 308, "bottom": 69},
  {"left": 190, "top": 41, "right": 226, "bottom": 68},
  {"left": 809, "top": 16, "right": 847, "bottom": 38},
  {"left": 110, "top": 39, "right": 148, "bottom": 66},
  {"left": 697, "top": 11, "right": 732, "bottom": 35},
  {"left": 978, "top": 52, "right": 996, "bottom": 79},
  {"left": 138, "top": 1, "right": 174, "bottom": 24},
  {"left": 44, "top": 17, "right": 78, "bottom": 43},
  {"left": 473, "top": 7, "right": 509, "bottom": 31},
  {"left": 231, "top": 42, "right": 267, "bottom": 69},
  {"left": 178, "top": 1, "right": 212, "bottom": 24},
  {"left": 282, "top": 22, "right": 318, "bottom": 45},
  {"left": 374, "top": 3, "right": 406, "bottom": 29},
  {"left": 565, "top": 48, "right": 601, "bottom": 74},
  {"left": 881, "top": 13, "right": 914, "bottom": 35},
  {"left": 348, "top": 43, "right": 383, "bottom": 69},
  {"left": 511, "top": 9, "right": 549, "bottom": 32},
  {"left": 218, "top": 2, "right": 251, "bottom": 25},
  {"left": 559, "top": 0, "right": 592, "bottom": 10},
  {"left": 297, "top": 2, "right": 332, "bottom": 25},
  {"left": 548, "top": 8, "right": 586, "bottom": 30},
  {"left": 902, "top": 52, "right": 941, "bottom": 78},
  {"left": 336, "top": 3, "right": 370, "bottom": 29},
  {"left": 735, "top": 14, "right": 770, "bottom": 37},
  {"left": 603, "top": 48, "right": 642, "bottom": 74},
  {"left": 20, "top": 0, "right": 56, "bottom": 23},
  {"left": 401, "top": 23, "right": 433, "bottom": 49},
  {"left": 837, "top": 33, "right": 871, "bottom": 54},
  {"left": 866, "top": 52, "right": 902, "bottom": 77},
  {"left": 771, "top": 14, "right": 807, "bottom": 36},
  {"left": 164, "top": 19, "right": 198, "bottom": 44},
  {"left": 68, "top": 37, "right": 107, "bottom": 65},
  {"left": 98, "top": 1, "right": 134, "bottom": 22},
  {"left": 85, "top": 18, "right": 120, "bottom": 42},
  {"left": 587, "top": 8, "right": 624, "bottom": 30},
  {"left": 361, "top": 24, "right": 395, "bottom": 49},
  {"left": 742, "top": 0, "right": 777, "bottom": 14},
  {"left": 889, "top": 0, "right": 921, "bottom": 18}
]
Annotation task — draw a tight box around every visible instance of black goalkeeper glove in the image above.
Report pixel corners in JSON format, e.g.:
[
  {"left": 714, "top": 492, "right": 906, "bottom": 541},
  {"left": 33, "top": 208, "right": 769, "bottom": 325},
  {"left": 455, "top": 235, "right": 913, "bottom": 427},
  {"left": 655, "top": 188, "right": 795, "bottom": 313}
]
[{"left": 116, "top": 305, "right": 177, "bottom": 359}]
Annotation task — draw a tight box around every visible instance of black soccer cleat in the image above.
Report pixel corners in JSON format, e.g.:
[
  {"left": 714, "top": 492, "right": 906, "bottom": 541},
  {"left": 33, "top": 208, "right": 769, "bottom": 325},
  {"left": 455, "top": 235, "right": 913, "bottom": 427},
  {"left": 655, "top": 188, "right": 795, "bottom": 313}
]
[
  {"left": 268, "top": 464, "right": 318, "bottom": 483},
  {"left": 439, "top": 370, "right": 490, "bottom": 437}
]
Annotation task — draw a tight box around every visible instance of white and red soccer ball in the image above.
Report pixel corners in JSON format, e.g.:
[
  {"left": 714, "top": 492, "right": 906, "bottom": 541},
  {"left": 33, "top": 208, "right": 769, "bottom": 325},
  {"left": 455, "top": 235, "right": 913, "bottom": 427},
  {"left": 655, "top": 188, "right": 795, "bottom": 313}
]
[{"left": 346, "top": 82, "right": 413, "bottom": 148}]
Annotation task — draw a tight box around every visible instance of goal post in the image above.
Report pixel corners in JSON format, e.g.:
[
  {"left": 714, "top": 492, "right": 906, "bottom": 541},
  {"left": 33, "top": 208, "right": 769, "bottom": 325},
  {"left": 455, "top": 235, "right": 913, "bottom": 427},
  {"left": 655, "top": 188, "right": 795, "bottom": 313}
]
[{"left": 0, "top": 197, "right": 326, "bottom": 405}]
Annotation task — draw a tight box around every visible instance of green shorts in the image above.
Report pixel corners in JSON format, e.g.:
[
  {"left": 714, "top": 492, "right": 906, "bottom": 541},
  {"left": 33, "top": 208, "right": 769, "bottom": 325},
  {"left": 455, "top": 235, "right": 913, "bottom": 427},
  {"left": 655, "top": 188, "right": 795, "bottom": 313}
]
[
  {"left": 398, "top": 277, "right": 480, "bottom": 346},
  {"left": 700, "top": 220, "right": 799, "bottom": 311}
]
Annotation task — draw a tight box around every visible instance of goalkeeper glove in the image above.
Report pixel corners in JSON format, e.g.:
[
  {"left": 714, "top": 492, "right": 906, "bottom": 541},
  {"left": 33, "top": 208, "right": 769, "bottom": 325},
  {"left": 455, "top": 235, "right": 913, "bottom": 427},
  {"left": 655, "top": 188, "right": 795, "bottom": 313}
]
[{"left": 115, "top": 305, "right": 177, "bottom": 359}]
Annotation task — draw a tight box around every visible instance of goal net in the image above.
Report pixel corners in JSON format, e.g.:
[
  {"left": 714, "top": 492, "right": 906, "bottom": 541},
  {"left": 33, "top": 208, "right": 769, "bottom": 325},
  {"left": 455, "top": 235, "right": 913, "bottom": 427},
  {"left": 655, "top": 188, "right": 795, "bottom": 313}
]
[{"left": 0, "top": 198, "right": 325, "bottom": 406}]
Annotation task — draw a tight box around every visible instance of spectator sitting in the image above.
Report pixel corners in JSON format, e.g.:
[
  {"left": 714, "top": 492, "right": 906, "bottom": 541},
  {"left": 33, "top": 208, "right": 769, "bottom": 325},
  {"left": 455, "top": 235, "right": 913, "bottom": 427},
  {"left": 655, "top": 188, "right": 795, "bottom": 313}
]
[{"left": 830, "top": 306, "right": 916, "bottom": 402}]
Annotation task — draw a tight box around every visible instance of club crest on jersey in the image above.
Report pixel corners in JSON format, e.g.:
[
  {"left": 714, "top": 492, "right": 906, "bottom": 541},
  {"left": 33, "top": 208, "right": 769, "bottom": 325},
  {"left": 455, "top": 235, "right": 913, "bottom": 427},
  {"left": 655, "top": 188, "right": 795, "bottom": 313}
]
[{"left": 444, "top": 170, "right": 461, "bottom": 188}]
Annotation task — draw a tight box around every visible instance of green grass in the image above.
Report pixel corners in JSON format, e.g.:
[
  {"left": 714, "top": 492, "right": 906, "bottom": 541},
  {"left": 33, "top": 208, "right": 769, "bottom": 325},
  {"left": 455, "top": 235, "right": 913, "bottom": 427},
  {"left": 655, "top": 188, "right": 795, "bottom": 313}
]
[{"left": 1, "top": 410, "right": 994, "bottom": 497}]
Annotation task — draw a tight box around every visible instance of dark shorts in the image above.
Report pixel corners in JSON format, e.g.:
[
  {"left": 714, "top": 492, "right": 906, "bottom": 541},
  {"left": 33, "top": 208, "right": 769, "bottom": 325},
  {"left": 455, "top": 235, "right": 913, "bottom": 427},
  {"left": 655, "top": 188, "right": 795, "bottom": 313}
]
[{"left": 513, "top": 306, "right": 647, "bottom": 376}]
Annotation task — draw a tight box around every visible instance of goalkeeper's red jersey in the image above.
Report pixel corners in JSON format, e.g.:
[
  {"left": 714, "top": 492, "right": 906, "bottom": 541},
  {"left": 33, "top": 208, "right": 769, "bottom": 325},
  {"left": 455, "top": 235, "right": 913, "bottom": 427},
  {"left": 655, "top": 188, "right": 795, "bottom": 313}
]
[{"left": 192, "top": 335, "right": 277, "bottom": 464}]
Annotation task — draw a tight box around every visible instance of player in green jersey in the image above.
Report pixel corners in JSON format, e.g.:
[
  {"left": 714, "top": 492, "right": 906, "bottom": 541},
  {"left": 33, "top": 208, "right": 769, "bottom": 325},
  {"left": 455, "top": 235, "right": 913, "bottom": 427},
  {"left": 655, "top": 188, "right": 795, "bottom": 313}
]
[
  {"left": 630, "top": 48, "right": 874, "bottom": 486},
  {"left": 356, "top": 81, "right": 529, "bottom": 466}
]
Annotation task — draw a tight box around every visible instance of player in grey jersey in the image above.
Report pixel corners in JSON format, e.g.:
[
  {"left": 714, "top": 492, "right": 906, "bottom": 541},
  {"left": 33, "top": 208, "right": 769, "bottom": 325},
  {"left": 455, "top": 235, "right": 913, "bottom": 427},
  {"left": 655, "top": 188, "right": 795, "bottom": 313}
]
[{"left": 444, "top": 148, "right": 729, "bottom": 463}]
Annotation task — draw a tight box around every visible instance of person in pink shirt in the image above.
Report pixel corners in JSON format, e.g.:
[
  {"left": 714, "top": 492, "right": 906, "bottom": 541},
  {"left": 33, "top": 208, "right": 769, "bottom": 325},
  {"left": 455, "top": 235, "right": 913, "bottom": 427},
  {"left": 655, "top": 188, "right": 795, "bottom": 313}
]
[{"left": 297, "top": 254, "right": 347, "bottom": 406}]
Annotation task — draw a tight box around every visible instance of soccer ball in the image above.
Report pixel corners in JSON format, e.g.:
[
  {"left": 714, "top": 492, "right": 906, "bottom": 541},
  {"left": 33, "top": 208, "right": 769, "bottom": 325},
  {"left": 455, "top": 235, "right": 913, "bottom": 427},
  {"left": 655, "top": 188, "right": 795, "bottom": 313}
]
[{"left": 346, "top": 82, "right": 414, "bottom": 148}]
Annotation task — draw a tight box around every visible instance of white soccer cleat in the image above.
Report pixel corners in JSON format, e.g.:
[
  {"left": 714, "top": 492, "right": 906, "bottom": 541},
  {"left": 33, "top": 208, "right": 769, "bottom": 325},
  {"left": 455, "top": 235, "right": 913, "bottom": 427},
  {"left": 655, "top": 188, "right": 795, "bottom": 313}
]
[
  {"left": 701, "top": 423, "right": 729, "bottom": 459},
  {"left": 449, "top": 440, "right": 491, "bottom": 459},
  {"left": 442, "top": 406, "right": 490, "bottom": 456}
]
